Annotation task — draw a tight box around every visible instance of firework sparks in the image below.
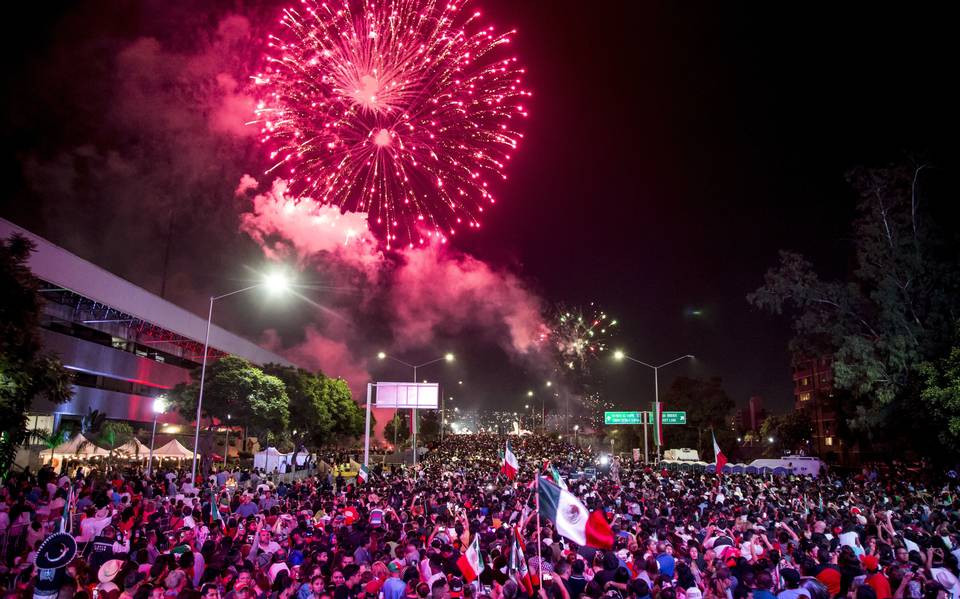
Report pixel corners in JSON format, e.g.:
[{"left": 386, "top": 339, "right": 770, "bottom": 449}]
[
  {"left": 546, "top": 303, "right": 619, "bottom": 372},
  {"left": 253, "top": 0, "right": 530, "bottom": 248}
]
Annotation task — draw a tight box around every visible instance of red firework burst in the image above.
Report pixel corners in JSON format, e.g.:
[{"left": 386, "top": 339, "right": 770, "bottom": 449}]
[{"left": 253, "top": 0, "right": 530, "bottom": 248}]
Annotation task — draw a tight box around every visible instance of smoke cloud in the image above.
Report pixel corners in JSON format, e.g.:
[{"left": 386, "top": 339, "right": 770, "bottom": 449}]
[{"left": 237, "top": 177, "right": 383, "bottom": 277}]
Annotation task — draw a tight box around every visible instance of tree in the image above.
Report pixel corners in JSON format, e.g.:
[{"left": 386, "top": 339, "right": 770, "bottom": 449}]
[
  {"left": 322, "top": 376, "right": 364, "bottom": 438},
  {"left": 33, "top": 427, "right": 71, "bottom": 464},
  {"left": 384, "top": 412, "right": 411, "bottom": 447},
  {"left": 262, "top": 364, "right": 334, "bottom": 447},
  {"left": 661, "top": 376, "right": 736, "bottom": 457},
  {"left": 748, "top": 165, "right": 960, "bottom": 442},
  {"left": 760, "top": 412, "right": 814, "bottom": 456},
  {"left": 919, "top": 344, "right": 960, "bottom": 452},
  {"left": 418, "top": 410, "right": 441, "bottom": 443},
  {"left": 99, "top": 421, "right": 133, "bottom": 457},
  {"left": 0, "top": 234, "right": 73, "bottom": 474},
  {"left": 169, "top": 356, "right": 289, "bottom": 447}
]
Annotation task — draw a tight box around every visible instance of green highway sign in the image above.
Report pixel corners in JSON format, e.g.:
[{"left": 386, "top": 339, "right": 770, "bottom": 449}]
[
  {"left": 604, "top": 411, "right": 643, "bottom": 425},
  {"left": 604, "top": 411, "right": 687, "bottom": 425},
  {"left": 660, "top": 411, "right": 687, "bottom": 425}
]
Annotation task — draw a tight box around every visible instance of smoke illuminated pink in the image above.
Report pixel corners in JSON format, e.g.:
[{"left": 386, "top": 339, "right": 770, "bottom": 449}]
[{"left": 252, "top": 0, "right": 530, "bottom": 248}]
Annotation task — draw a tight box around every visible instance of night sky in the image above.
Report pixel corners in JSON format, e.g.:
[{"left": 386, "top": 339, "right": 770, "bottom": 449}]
[{"left": 2, "top": 2, "right": 956, "bottom": 417}]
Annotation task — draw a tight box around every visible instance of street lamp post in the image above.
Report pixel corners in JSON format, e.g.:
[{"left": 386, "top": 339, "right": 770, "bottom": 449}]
[
  {"left": 148, "top": 396, "right": 166, "bottom": 478},
  {"left": 613, "top": 351, "right": 695, "bottom": 464},
  {"left": 223, "top": 414, "right": 231, "bottom": 467},
  {"left": 573, "top": 424, "right": 580, "bottom": 446},
  {"left": 376, "top": 352, "right": 454, "bottom": 467},
  {"left": 190, "top": 272, "right": 290, "bottom": 483}
]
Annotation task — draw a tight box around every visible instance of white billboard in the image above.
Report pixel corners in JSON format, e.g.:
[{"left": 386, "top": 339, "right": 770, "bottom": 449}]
[{"left": 374, "top": 382, "right": 439, "bottom": 409}]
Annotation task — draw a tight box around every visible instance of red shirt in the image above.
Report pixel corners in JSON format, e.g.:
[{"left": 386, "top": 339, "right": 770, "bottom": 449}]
[
  {"left": 867, "top": 573, "right": 892, "bottom": 599},
  {"left": 816, "top": 566, "right": 842, "bottom": 597}
]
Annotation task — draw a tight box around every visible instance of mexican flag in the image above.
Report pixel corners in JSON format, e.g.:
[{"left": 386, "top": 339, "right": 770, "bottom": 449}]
[
  {"left": 358, "top": 464, "right": 369, "bottom": 484},
  {"left": 210, "top": 489, "right": 223, "bottom": 524},
  {"left": 59, "top": 486, "right": 73, "bottom": 533},
  {"left": 457, "top": 534, "right": 484, "bottom": 582},
  {"left": 652, "top": 402, "right": 663, "bottom": 447},
  {"left": 537, "top": 476, "right": 613, "bottom": 549},
  {"left": 712, "top": 431, "right": 727, "bottom": 475},
  {"left": 500, "top": 440, "right": 518, "bottom": 480},
  {"left": 509, "top": 526, "right": 532, "bottom": 594}
]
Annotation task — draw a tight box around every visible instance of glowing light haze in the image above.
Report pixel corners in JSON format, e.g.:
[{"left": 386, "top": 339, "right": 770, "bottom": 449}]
[{"left": 253, "top": 0, "right": 531, "bottom": 248}]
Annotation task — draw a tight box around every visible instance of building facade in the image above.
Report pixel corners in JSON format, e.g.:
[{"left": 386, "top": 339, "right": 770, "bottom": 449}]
[
  {"left": 792, "top": 355, "right": 842, "bottom": 458},
  {"left": 738, "top": 395, "right": 767, "bottom": 432},
  {"left": 1, "top": 218, "right": 293, "bottom": 435}
]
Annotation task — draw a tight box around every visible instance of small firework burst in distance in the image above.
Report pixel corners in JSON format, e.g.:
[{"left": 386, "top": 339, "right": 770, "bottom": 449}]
[
  {"left": 546, "top": 302, "right": 619, "bottom": 372},
  {"left": 252, "top": 0, "right": 530, "bottom": 249}
]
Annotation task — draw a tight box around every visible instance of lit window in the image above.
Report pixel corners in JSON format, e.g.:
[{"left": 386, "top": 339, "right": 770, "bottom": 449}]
[
  {"left": 825, "top": 436, "right": 833, "bottom": 446},
  {"left": 801, "top": 377, "right": 810, "bottom": 386},
  {"left": 799, "top": 392, "right": 811, "bottom": 402}
]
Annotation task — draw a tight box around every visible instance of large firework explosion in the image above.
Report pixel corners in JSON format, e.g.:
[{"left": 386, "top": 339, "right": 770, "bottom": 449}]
[
  {"left": 252, "top": 0, "right": 530, "bottom": 248},
  {"left": 547, "top": 303, "right": 619, "bottom": 373}
]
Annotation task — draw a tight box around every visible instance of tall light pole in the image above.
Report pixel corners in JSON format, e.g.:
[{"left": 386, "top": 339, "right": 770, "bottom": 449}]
[
  {"left": 148, "top": 396, "right": 166, "bottom": 478},
  {"left": 613, "top": 351, "right": 695, "bottom": 464},
  {"left": 191, "top": 272, "right": 291, "bottom": 483},
  {"left": 376, "top": 352, "right": 454, "bottom": 466},
  {"left": 223, "top": 414, "right": 231, "bottom": 467},
  {"left": 573, "top": 424, "right": 580, "bottom": 446}
]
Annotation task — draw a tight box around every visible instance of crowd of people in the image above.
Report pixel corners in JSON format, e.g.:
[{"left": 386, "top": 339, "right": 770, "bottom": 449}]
[{"left": 2, "top": 433, "right": 960, "bottom": 599}]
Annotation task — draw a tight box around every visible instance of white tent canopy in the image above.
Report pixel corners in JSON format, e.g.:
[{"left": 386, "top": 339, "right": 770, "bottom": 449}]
[
  {"left": 114, "top": 437, "right": 151, "bottom": 459},
  {"left": 52, "top": 434, "right": 109, "bottom": 457},
  {"left": 153, "top": 439, "right": 195, "bottom": 459},
  {"left": 254, "top": 447, "right": 291, "bottom": 473}
]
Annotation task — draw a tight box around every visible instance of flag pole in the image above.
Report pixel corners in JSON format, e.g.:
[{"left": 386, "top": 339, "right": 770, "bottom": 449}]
[{"left": 535, "top": 474, "right": 543, "bottom": 590}]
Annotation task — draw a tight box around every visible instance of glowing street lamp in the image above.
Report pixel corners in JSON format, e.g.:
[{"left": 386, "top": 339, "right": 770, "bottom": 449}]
[
  {"left": 148, "top": 396, "right": 167, "bottom": 478},
  {"left": 191, "top": 271, "right": 292, "bottom": 483}
]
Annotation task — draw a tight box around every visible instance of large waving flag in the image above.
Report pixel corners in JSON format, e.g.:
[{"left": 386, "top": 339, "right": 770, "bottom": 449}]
[
  {"left": 501, "top": 440, "right": 518, "bottom": 480},
  {"left": 509, "top": 526, "right": 533, "bottom": 594},
  {"left": 357, "top": 464, "right": 370, "bottom": 484},
  {"left": 537, "top": 476, "right": 613, "bottom": 549},
  {"left": 457, "top": 534, "right": 484, "bottom": 582},
  {"left": 712, "top": 431, "right": 727, "bottom": 475}
]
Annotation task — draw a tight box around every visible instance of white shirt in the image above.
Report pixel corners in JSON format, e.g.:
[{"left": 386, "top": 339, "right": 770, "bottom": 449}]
[
  {"left": 79, "top": 515, "right": 112, "bottom": 541},
  {"left": 930, "top": 567, "right": 960, "bottom": 599}
]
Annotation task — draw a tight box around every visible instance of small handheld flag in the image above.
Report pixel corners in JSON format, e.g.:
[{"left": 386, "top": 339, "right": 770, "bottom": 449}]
[
  {"left": 712, "top": 431, "right": 727, "bottom": 475},
  {"left": 500, "top": 441, "right": 518, "bottom": 480}
]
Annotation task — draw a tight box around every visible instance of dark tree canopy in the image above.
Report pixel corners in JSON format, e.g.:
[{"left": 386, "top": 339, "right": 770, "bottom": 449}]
[
  {"left": 660, "top": 375, "right": 736, "bottom": 458},
  {"left": 749, "top": 165, "right": 960, "bottom": 452},
  {"left": 0, "top": 234, "right": 73, "bottom": 474}
]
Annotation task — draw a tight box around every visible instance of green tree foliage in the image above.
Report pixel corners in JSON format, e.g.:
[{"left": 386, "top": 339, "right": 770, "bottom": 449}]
[
  {"left": 0, "top": 235, "right": 73, "bottom": 474},
  {"left": 661, "top": 376, "right": 736, "bottom": 457},
  {"left": 169, "top": 356, "right": 289, "bottom": 442},
  {"left": 748, "top": 165, "right": 960, "bottom": 435},
  {"left": 99, "top": 421, "right": 133, "bottom": 454},
  {"left": 919, "top": 345, "right": 960, "bottom": 451},
  {"left": 418, "top": 410, "right": 441, "bottom": 443},
  {"left": 323, "top": 376, "right": 364, "bottom": 438},
  {"left": 385, "top": 412, "right": 411, "bottom": 446},
  {"left": 262, "top": 364, "right": 334, "bottom": 446},
  {"left": 759, "top": 412, "right": 814, "bottom": 456},
  {"left": 33, "top": 427, "right": 70, "bottom": 464}
]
